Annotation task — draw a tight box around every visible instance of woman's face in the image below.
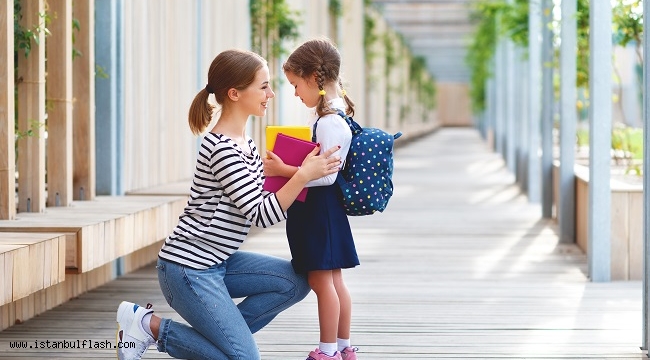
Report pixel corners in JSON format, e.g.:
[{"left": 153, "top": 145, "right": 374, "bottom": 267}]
[
  {"left": 239, "top": 65, "right": 275, "bottom": 117},
  {"left": 284, "top": 71, "right": 319, "bottom": 108}
]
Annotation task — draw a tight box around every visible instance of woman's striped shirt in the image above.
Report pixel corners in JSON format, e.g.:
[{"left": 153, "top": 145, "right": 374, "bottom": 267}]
[{"left": 158, "top": 133, "right": 286, "bottom": 269}]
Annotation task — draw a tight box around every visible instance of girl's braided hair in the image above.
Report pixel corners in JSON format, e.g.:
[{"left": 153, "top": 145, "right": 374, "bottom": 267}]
[{"left": 282, "top": 38, "right": 355, "bottom": 117}]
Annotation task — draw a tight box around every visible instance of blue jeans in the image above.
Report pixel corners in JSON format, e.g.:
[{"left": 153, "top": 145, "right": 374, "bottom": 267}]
[{"left": 155, "top": 252, "right": 310, "bottom": 360}]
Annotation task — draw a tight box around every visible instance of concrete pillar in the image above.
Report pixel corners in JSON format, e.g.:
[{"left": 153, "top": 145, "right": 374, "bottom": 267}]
[
  {"left": 587, "top": 0, "right": 612, "bottom": 282},
  {"left": 559, "top": 0, "right": 577, "bottom": 243}
]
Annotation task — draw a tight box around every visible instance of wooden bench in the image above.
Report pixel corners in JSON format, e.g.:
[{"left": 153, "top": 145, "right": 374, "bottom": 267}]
[
  {"left": 0, "top": 195, "right": 188, "bottom": 330},
  {"left": 126, "top": 180, "right": 266, "bottom": 238},
  {"left": 0, "top": 233, "right": 66, "bottom": 306},
  {"left": 0, "top": 195, "right": 187, "bottom": 274},
  {"left": 126, "top": 180, "right": 192, "bottom": 196}
]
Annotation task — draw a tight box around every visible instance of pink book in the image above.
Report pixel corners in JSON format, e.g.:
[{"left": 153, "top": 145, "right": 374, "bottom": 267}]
[{"left": 263, "top": 133, "right": 318, "bottom": 202}]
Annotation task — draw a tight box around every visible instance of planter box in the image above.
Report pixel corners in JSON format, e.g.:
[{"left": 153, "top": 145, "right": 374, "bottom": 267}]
[{"left": 553, "top": 163, "right": 643, "bottom": 280}]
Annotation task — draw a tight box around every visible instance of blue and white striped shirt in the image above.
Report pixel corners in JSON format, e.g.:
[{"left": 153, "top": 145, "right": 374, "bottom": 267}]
[{"left": 159, "top": 133, "right": 286, "bottom": 269}]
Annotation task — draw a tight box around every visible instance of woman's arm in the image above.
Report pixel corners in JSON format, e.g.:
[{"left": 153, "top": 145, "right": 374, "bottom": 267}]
[{"left": 273, "top": 145, "right": 341, "bottom": 211}]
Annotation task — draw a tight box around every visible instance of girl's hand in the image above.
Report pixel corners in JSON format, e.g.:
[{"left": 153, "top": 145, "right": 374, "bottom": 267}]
[
  {"left": 263, "top": 150, "right": 287, "bottom": 177},
  {"left": 297, "top": 145, "right": 341, "bottom": 181}
]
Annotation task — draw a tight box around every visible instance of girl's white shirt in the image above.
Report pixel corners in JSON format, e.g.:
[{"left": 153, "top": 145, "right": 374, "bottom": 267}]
[{"left": 305, "top": 97, "right": 352, "bottom": 187}]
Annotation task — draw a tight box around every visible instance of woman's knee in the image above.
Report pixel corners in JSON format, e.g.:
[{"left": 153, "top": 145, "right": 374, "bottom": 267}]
[{"left": 294, "top": 273, "right": 311, "bottom": 300}]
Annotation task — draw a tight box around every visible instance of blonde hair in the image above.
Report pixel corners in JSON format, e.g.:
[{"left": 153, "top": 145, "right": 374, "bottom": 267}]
[
  {"left": 282, "top": 38, "right": 355, "bottom": 118},
  {"left": 188, "top": 49, "right": 267, "bottom": 135}
]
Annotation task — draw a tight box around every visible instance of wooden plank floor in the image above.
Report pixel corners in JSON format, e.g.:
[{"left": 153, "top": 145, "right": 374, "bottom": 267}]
[{"left": 0, "top": 128, "right": 643, "bottom": 359}]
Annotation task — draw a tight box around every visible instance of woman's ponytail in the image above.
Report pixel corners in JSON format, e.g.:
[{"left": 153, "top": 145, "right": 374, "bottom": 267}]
[{"left": 188, "top": 89, "right": 215, "bottom": 135}]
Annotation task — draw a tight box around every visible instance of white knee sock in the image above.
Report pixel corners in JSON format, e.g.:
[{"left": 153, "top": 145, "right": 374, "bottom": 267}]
[
  {"left": 319, "top": 342, "right": 337, "bottom": 356},
  {"left": 337, "top": 338, "right": 351, "bottom": 351}
]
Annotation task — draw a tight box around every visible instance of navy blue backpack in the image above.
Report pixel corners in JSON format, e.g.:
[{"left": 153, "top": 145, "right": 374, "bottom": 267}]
[{"left": 313, "top": 110, "right": 402, "bottom": 216}]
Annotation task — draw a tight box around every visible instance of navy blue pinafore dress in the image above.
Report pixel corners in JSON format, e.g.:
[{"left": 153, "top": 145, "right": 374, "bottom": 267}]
[{"left": 286, "top": 182, "right": 359, "bottom": 274}]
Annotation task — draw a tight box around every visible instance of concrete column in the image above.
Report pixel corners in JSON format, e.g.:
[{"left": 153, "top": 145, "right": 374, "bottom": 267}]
[
  {"left": 0, "top": 0, "right": 15, "bottom": 219},
  {"left": 341, "top": 0, "right": 365, "bottom": 122},
  {"left": 641, "top": 0, "right": 649, "bottom": 349},
  {"left": 495, "top": 37, "right": 505, "bottom": 158},
  {"left": 95, "top": 0, "right": 124, "bottom": 195},
  {"left": 540, "top": 0, "right": 554, "bottom": 218},
  {"left": 505, "top": 39, "right": 516, "bottom": 174},
  {"left": 516, "top": 48, "right": 529, "bottom": 190},
  {"left": 587, "top": 0, "right": 612, "bottom": 282},
  {"left": 559, "top": 0, "right": 577, "bottom": 243},
  {"left": 527, "top": 0, "right": 542, "bottom": 203}
]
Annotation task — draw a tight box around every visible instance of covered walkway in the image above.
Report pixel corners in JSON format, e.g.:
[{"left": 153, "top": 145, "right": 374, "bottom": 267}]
[{"left": 0, "top": 128, "right": 641, "bottom": 359}]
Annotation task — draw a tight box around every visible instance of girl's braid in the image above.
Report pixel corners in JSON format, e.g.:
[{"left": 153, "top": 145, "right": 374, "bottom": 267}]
[{"left": 316, "top": 64, "right": 326, "bottom": 90}]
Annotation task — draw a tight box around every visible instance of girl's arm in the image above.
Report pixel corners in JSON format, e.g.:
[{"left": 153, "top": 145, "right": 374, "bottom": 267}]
[
  {"left": 274, "top": 145, "right": 341, "bottom": 211},
  {"left": 263, "top": 150, "right": 298, "bottom": 178},
  {"left": 305, "top": 115, "right": 351, "bottom": 187}
]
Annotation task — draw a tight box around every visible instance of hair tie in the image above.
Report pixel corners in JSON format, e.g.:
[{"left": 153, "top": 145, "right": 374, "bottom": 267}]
[
  {"left": 204, "top": 83, "right": 213, "bottom": 94},
  {"left": 318, "top": 89, "right": 326, "bottom": 96},
  {"left": 341, "top": 89, "right": 347, "bottom": 96}
]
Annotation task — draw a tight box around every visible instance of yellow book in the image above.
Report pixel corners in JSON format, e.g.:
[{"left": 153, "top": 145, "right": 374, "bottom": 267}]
[{"left": 265, "top": 125, "right": 311, "bottom": 151}]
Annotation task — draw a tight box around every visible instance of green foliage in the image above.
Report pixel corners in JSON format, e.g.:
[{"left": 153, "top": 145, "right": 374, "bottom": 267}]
[
  {"left": 571, "top": 0, "right": 643, "bottom": 89},
  {"left": 14, "top": 119, "right": 46, "bottom": 165},
  {"left": 612, "top": 124, "right": 643, "bottom": 158},
  {"left": 409, "top": 56, "right": 426, "bottom": 84},
  {"left": 72, "top": 17, "right": 82, "bottom": 60},
  {"left": 13, "top": 0, "right": 51, "bottom": 58},
  {"left": 500, "top": 0, "right": 529, "bottom": 48},
  {"left": 329, "top": 0, "right": 342, "bottom": 18},
  {"left": 612, "top": 0, "right": 643, "bottom": 47},
  {"left": 383, "top": 32, "right": 396, "bottom": 77},
  {"left": 466, "top": 0, "right": 643, "bottom": 113},
  {"left": 408, "top": 56, "right": 436, "bottom": 110},
  {"left": 13, "top": 0, "right": 50, "bottom": 165},
  {"left": 15, "top": 120, "right": 45, "bottom": 141},
  {"left": 578, "top": 125, "right": 643, "bottom": 175},
  {"left": 576, "top": 128, "right": 589, "bottom": 147},
  {"left": 612, "top": 124, "right": 643, "bottom": 175},
  {"left": 465, "top": 1, "right": 505, "bottom": 113},
  {"left": 95, "top": 64, "right": 109, "bottom": 79},
  {"left": 363, "top": 8, "right": 379, "bottom": 68},
  {"left": 575, "top": 0, "right": 590, "bottom": 88},
  {"left": 250, "top": 0, "right": 301, "bottom": 59}
]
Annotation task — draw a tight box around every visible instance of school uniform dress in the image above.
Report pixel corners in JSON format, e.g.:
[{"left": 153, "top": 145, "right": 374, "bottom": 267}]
[{"left": 286, "top": 98, "right": 360, "bottom": 274}]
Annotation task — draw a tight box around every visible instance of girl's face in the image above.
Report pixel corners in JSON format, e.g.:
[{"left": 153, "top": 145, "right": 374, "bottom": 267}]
[
  {"left": 285, "top": 71, "right": 319, "bottom": 108},
  {"left": 239, "top": 65, "right": 274, "bottom": 117}
]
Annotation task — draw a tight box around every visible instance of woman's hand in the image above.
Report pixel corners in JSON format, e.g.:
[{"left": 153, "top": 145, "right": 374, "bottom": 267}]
[
  {"left": 297, "top": 145, "right": 341, "bottom": 181},
  {"left": 273, "top": 145, "right": 341, "bottom": 211}
]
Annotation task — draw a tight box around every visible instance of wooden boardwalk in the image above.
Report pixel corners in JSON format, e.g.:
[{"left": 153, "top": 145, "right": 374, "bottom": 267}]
[{"left": 0, "top": 128, "right": 643, "bottom": 359}]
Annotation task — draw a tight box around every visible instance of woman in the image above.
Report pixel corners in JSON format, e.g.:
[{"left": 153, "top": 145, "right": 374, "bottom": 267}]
[{"left": 116, "top": 49, "right": 342, "bottom": 360}]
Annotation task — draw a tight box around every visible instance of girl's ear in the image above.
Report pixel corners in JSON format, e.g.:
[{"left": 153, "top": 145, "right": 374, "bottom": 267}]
[{"left": 227, "top": 88, "right": 239, "bottom": 101}]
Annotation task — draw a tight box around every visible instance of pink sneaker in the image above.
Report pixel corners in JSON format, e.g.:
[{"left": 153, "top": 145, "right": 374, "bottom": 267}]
[
  {"left": 340, "top": 346, "right": 358, "bottom": 360},
  {"left": 306, "top": 348, "right": 342, "bottom": 360}
]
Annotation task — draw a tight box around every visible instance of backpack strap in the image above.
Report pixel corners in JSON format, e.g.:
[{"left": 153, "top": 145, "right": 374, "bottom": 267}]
[
  {"left": 312, "top": 111, "right": 353, "bottom": 183},
  {"left": 311, "top": 119, "right": 319, "bottom": 143},
  {"left": 314, "top": 110, "right": 403, "bottom": 141},
  {"left": 311, "top": 110, "right": 354, "bottom": 142}
]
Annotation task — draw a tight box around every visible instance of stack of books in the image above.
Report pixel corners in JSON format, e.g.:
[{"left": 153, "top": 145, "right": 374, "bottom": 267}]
[{"left": 263, "top": 126, "right": 316, "bottom": 202}]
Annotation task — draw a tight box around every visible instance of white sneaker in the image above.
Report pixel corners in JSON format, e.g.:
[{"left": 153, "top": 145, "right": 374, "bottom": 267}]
[{"left": 116, "top": 301, "right": 156, "bottom": 360}]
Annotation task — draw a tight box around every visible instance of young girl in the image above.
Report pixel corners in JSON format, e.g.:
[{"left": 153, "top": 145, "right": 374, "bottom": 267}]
[
  {"left": 264, "top": 38, "right": 360, "bottom": 360},
  {"left": 115, "top": 49, "right": 342, "bottom": 360}
]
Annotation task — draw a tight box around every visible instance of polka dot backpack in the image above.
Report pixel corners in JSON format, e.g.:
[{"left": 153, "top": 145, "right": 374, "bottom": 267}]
[{"left": 313, "top": 110, "right": 402, "bottom": 216}]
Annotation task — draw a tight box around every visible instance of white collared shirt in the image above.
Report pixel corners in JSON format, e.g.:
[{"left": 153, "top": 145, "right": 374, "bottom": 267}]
[{"left": 304, "top": 98, "right": 352, "bottom": 187}]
